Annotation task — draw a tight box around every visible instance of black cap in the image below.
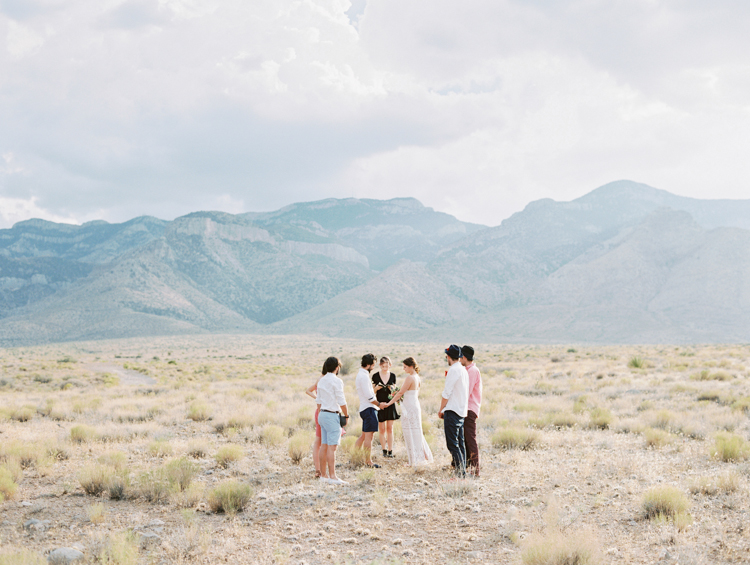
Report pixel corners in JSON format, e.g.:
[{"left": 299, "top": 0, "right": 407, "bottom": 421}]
[
  {"left": 445, "top": 344, "right": 461, "bottom": 360},
  {"left": 461, "top": 345, "right": 474, "bottom": 361}
]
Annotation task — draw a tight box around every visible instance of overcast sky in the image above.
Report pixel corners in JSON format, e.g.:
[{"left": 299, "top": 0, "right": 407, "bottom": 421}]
[{"left": 1, "top": 0, "right": 749, "bottom": 228}]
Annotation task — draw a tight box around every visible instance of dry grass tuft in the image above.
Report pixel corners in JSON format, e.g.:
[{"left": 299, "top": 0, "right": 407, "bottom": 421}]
[
  {"left": 0, "top": 549, "right": 46, "bottom": 565},
  {"left": 441, "top": 480, "right": 475, "bottom": 498},
  {"left": 148, "top": 440, "right": 174, "bottom": 458},
  {"left": 587, "top": 407, "right": 613, "bottom": 430},
  {"left": 164, "top": 457, "right": 199, "bottom": 491},
  {"left": 94, "top": 531, "right": 139, "bottom": 565},
  {"left": 0, "top": 466, "right": 18, "bottom": 501},
  {"left": 70, "top": 424, "right": 98, "bottom": 444},
  {"left": 492, "top": 428, "right": 539, "bottom": 450},
  {"left": 79, "top": 465, "right": 115, "bottom": 496},
  {"left": 521, "top": 529, "right": 600, "bottom": 565},
  {"left": 711, "top": 432, "right": 750, "bottom": 462},
  {"left": 689, "top": 472, "right": 741, "bottom": 496},
  {"left": 187, "top": 440, "right": 209, "bottom": 459},
  {"left": 259, "top": 424, "right": 285, "bottom": 446},
  {"left": 215, "top": 444, "right": 244, "bottom": 468},
  {"left": 208, "top": 480, "right": 253, "bottom": 514},
  {"left": 643, "top": 427, "right": 673, "bottom": 448},
  {"left": 288, "top": 430, "right": 312, "bottom": 464},
  {"left": 642, "top": 486, "right": 690, "bottom": 520},
  {"left": 87, "top": 502, "right": 106, "bottom": 524},
  {"left": 187, "top": 402, "right": 211, "bottom": 422}
]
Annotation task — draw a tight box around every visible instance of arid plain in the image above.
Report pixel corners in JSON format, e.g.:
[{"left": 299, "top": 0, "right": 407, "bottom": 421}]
[{"left": 1, "top": 335, "right": 750, "bottom": 565}]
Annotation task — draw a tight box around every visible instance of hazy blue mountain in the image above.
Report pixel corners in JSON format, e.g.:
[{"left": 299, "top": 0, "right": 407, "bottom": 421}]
[{"left": 1, "top": 181, "right": 750, "bottom": 345}]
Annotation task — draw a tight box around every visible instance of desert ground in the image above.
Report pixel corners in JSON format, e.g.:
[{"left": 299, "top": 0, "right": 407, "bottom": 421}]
[{"left": 1, "top": 335, "right": 750, "bottom": 565}]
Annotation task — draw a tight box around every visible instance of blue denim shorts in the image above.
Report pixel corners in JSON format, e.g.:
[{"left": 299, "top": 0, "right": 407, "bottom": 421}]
[
  {"left": 360, "top": 407, "right": 379, "bottom": 433},
  {"left": 318, "top": 410, "right": 342, "bottom": 446}
]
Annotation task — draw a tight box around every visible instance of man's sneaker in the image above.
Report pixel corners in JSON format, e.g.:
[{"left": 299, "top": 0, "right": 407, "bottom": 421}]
[
  {"left": 330, "top": 478, "right": 348, "bottom": 485},
  {"left": 367, "top": 463, "right": 381, "bottom": 469},
  {"left": 319, "top": 477, "right": 334, "bottom": 484}
]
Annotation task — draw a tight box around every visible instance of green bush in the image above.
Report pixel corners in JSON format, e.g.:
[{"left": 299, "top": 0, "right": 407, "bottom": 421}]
[
  {"left": 187, "top": 402, "right": 211, "bottom": 422},
  {"left": 259, "top": 424, "right": 285, "bottom": 446},
  {"left": 148, "top": 440, "right": 174, "bottom": 458},
  {"left": 643, "top": 427, "right": 672, "bottom": 448},
  {"left": 628, "top": 356, "right": 645, "bottom": 369},
  {"left": 208, "top": 481, "right": 253, "bottom": 514},
  {"left": 587, "top": 407, "right": 612, "bottom": 430},
  {"left": 79, "top": 465, "right": 113, "bottom": 496}
]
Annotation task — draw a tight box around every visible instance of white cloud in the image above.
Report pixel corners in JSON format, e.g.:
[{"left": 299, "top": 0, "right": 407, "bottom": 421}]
[{"left": 1, "top": 0, "right": 750, "bottom": 227}]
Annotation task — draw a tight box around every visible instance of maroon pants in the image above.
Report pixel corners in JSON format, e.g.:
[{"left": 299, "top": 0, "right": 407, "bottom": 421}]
[{"left": 465, "top": 410, "right": 479, "bottom": 476}]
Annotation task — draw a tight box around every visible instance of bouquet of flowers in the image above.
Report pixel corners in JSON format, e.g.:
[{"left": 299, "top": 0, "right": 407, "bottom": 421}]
[{"left": 388, "top": 385, "right": 402, "bottom": 405}]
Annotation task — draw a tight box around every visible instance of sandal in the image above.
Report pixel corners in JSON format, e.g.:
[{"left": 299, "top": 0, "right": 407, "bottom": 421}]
[{"left": 315, "top": 470, "right": 321, "bottom": 478}]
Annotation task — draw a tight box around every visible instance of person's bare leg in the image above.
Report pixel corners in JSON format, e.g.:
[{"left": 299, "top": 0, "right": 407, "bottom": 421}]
[
  {"left": 363, "top": 432, "right": 374, "bottom": 465},
  {"left": 378, "top": 421, "right": 386, "bottom": 453},
  {"left": 327, "top": 445, "right": 338, "bottom": 480},
  {"left": 354, "top": 430, "right": 365, "bottom": 450},
  {"left": 386, "top": 420, "right": 394, "bottom": 452},
  {"left": 313, "top": 436, "right": 321, "bottom": 475},
  {"left": 318, "top": 444, "right": 329, "bottom": 478}
]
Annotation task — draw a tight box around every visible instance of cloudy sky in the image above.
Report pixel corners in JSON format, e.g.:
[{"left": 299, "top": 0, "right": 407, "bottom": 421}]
[{"left": 1, "top": 0, "right": 749, "bottom": 228}]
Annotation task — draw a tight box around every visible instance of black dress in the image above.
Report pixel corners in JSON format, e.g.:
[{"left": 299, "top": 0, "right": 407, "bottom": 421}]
[{"left": 373, "top": 372, "right": 400, "bottom": 422}]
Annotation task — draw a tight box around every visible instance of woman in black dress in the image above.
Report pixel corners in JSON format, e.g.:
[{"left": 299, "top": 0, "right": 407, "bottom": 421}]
[{"left": 372, "top": 356, "right": 399, "bottom": 457}]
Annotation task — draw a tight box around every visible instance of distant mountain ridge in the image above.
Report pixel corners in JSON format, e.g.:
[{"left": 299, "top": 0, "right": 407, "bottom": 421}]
[{"left": 1, "top": 182, "right": 749, "bottom": 345}]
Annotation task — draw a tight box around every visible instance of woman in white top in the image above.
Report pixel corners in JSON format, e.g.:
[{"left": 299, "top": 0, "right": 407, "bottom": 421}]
[{"left": 384, "top": 357, "right": 433, "bottom": 466}]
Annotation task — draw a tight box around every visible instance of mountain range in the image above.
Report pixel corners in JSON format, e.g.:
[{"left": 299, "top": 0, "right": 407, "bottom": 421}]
[{"left": 1, "top": 180, "right": 749, "bottom": 346}]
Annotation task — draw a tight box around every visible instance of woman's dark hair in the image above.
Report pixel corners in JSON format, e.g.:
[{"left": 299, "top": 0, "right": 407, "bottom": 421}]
[
  {"left": 322, "top": 356, "right": 341, "bottom": 375},
  {"left": 361, "top": 353, "right": 377, "bottom": 367},
  {"left": 402, "top": 357, "right": 420, "bottom": 374}
]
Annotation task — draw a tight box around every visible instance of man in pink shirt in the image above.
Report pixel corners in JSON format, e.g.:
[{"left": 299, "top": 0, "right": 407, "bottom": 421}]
[{"left": 460, "top": 345, "right": 482, "bottom": 477}]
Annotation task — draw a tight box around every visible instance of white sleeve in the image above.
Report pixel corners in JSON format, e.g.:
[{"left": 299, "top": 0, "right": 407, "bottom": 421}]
[
  {"left": 442, "top": 370, "right": 456, "bottom": 400},
  {"left": 335, "top": 379, "right": 347, "bottom": 407}
]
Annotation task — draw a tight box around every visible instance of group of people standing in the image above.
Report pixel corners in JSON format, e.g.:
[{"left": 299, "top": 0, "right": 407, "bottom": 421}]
[{"left": 306, "top": 345, "right": 482, "bottom": 484}]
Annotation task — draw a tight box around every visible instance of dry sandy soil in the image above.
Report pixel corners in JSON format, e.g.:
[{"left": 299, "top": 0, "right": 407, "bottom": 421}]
[{"left": 1, "top": 335, "right": 750, "bottom": 564}]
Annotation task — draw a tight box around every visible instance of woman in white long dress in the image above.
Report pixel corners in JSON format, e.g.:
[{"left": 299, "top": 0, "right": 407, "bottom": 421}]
[{"left": 384, "top": 357, "right": 433, "bottom": 466}]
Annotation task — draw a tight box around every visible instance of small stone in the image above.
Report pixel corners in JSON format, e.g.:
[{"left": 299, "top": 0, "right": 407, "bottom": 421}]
[
  {"left": 342, "top": 538, "right": 356, "bottom": 544},
  {"left": 467, "top": 551, "right": 484, "bottom": 560},
  {"left": 402, "top": 549, "right": 416, "bottom": 557},
  {"left": 467, "top": 533, "right": 478, "bottom": 541},
  {"left": 139, "top": 532, "right": 162, "bottom": 547},
  {"left": 48, "top": 547, "right": 85, "bottom": 564},
  {"left": 24, "top": 519, "right": 45, "bottom": 532},
  {"left": 147, "top": 519, "right": 165, "bottom": 527},
  {"left": 606, "top": 547, "right": 619, "bottom": 555},
  {"left": 20, "top": 501, "right": 32, "bottom": 507},
  {"left": 392, "top": 539, "right": 403, "bottom": 545}
]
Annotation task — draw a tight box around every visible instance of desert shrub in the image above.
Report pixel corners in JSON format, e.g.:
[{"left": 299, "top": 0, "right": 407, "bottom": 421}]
[
  {"left": 348, "top": 447, "right": 369, "bottom": 467},
  {"left": 0, "top": 442, "right": 40, "bottom": 469},
  {"left": 96, "top": 531, "right": 138, "bottom": 565},
  {"left": 697, "top": 390, "right": 722, "bottom": 403},
  {"left": 98, "top": 451, "right": 127, "bottom": 471},
  {"left": 357, "top": 468, "right": 376, "bottom": 485},
  {"left": 731, "top": 397, "right": 750, "bottom": 413},
  {"left": 587, "top": 407, "right": 612, "bottom": 430},
  {"left": 642, "top": 486, "right": 690, "bottom": 519},
  {"left": 208, "top": 480, "right": 253, "bottom": 514},
  {"left": 521, "top": 530, "right": 599, "bottom": 565},
  {"left": 288, "top": 431, "right": 312, "bottom": 464},
  {"left": 171, "top": 481, "right": 205, "bottom": 509},
  {"left": 187, "top": 402, "right": 211, "bottom": 422},
  {"left": 711, "top": 432, "right": 750, "bottom": 462},
  {"left": 441, "top": 480, "right": 475, "bottom": 498},
  {"left": 10, "top": 406, "right": 34, "bottom": 422},
  {"left": 0, "top": 550, "right": 46, "bottom": 565},
  {"left": 79, "top": 465, "right": 114, "bottom": 496},
  {"left": 226, "top": 414, "right": 253, "bottom": 430},
  {"left": 164, "top": 458, "right": 199, "bottom": 491},
  {"left": 148, "top": 440, "right": 174, "bottom": 458},
  {"left": 1, "top": 459, "right": 23, "bottom": 483},
  {"left": 70, "top": 424, "right": 98, "bottom": 444},
  {"left": 136, "top": 468, "right": 174, "bottom": 503},
  {"left": 689, "top": 472, "right": 741, "bottom": 495},
  {"left": 492, "top": 428, "right": 539, "bottom": 450},
  {"left": 46, "top": 442, "right": 70, "bottom": 461},
  {"left": 550, "top": 412, "right": 577, "bottom": 428},
  {"left": 572, "top": 396, "right": 588, "bottom": 414},
  {"left": 259, "top": 424, "right": 285, "bottom": 446},
  {"left": 692, "top": 370, "right": 733, "bottom": 381},
  {"left": 628, "top": 356, "right": 645, "bottom": 369},
  {"left": 643, "top": 427, "right": 672, "bottom": 448},
  {"left": 87, "top": 502, "right": 106, "bottom": 524},
  {"left": 215, "top": 444, "right": 244, "bottom": 468},
  {"left": 650, "top": 410, "right": 675, "bottom": 430},
  {"left": 187, "top": 440, "right": 209, "bottom": 459},
  {"left": 0, "top": 467, "right": 18, "bottom": 501},
  {"left": 106, "top": 472, "right": 129, "bottom": 501}
]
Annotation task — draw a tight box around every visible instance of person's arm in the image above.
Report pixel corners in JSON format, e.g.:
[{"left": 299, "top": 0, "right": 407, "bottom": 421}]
[
  {"left": 438, "top": 396, "right": 448, "bottom": 419},
  {"left": 386, "top": 374, "right": 412, "bottom": 406},
  {"left": 335, "top": 379, "right": 348, "bottom": 419},
  {"left": 305, "top": 380, "right": 318, "bottom": 400}
]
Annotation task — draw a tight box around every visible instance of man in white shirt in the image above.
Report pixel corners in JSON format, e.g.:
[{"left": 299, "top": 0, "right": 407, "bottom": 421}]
[
  {"left": 353, "top": 353, "right": 382, "bottom": 468},
  {"left": 438, "top": 344, "right": 469, "bottom": 477},
  {"left": 317, "top": 356, "right": 350, "bottom": 485}
]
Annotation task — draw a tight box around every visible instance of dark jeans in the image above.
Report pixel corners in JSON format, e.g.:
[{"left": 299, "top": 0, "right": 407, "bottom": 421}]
[
  {"left": 465, "top": 410, "right": 479, "bottom": 476},
  {"left": 443, "top": 410, "right": 466, "bottom": 476}
]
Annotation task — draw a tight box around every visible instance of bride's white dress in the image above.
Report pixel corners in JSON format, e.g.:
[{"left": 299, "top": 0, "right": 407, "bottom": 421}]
[{"left": 400, "top": 376, "right": 433, "bottom": 466}]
